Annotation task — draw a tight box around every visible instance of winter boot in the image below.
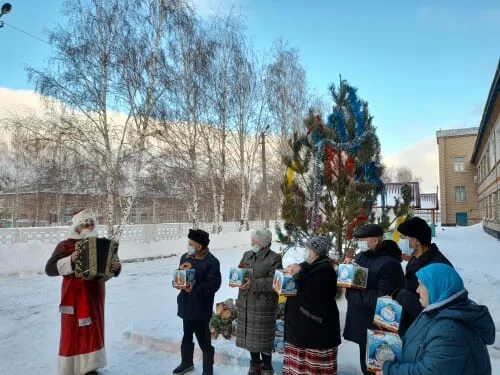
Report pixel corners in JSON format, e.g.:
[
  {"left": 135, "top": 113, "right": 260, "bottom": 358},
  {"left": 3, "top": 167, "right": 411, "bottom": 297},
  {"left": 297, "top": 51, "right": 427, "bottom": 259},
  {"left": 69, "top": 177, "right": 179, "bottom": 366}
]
[
  {"left": 260, "top": 367, "right": 274, "bottom": 375},
  {"left": 173, "top": 343, "right": 194, "bottom": 375},
  {"left": 201, "top": 346, "right": 214, "bottom": 375},
  {"left": 247, "top": 361, "right": 262, "bottom": 375}
]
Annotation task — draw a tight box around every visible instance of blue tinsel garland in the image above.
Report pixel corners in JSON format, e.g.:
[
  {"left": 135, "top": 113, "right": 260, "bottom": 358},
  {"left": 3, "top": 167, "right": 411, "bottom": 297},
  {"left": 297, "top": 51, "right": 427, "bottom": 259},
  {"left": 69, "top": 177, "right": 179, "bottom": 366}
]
[{"left": 347, "top": 87, "right": 365, "bottom": 138}]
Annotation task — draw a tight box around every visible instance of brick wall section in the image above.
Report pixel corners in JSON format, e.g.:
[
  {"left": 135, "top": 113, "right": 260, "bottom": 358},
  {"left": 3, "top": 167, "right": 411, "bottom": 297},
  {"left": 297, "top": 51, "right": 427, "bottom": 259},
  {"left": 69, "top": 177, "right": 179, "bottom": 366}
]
[{"left": 437, "top": 129, "right": 480, "bottom": 225}]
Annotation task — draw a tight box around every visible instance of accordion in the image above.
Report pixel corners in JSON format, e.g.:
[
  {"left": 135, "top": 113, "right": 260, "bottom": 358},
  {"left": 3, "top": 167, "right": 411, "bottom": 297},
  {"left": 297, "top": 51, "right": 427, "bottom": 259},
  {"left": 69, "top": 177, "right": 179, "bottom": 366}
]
[{"left": 74, "top": 237, "right": 119, "bottom": 280}]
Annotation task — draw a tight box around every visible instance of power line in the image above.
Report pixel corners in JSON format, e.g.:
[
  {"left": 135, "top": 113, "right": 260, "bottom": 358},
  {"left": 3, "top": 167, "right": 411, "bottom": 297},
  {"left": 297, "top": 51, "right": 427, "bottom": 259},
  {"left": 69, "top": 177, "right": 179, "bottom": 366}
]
[{"left": 2, "top": 22, "right": 50, "bottom": 45}]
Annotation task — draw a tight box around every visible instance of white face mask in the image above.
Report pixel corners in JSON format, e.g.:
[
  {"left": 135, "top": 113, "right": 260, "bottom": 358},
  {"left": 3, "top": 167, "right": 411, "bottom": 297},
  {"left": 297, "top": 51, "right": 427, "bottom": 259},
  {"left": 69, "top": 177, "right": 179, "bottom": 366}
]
[
  {"left": 251, "top": 246, "right": 260, "bottom": 253},
  {"left": 399, "top": 239, "right": 413, "bottom": 256},
  {"left": 303, "top": 248, "right": 312, "bottom": 262},
  {"left": 357, "top": 240, "right": 369, "bottom": 252},
  {"left": 187, "top": 245, "right": 196, "bottom": 255}
]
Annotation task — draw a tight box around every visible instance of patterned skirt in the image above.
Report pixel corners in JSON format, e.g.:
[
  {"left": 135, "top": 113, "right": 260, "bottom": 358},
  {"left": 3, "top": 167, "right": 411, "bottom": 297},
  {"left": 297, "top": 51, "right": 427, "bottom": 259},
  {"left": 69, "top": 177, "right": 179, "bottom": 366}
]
[{"left": 283, "top": 342, "right": 338, "bottom": 375}]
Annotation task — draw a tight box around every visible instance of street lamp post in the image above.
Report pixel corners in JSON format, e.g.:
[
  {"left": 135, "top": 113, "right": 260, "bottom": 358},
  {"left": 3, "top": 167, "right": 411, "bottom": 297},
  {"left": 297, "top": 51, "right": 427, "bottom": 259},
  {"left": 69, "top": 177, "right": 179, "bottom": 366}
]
[{"left": 0, "top": 3, "right": 12, "bottom": 28}]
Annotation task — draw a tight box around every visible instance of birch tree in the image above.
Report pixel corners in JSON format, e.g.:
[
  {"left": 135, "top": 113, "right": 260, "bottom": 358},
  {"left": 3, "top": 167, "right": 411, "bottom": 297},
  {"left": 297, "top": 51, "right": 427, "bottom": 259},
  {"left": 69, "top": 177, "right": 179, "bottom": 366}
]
[{"left": 25, "top": 0, "right": 191, "bottom": 239}]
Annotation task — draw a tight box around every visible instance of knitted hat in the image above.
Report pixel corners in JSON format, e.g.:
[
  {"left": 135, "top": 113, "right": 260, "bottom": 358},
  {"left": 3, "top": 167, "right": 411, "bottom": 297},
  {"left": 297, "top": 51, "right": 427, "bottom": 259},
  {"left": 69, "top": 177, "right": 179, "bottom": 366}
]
[
  {"left": 397, "top": 216, "right": 432, "bottom": 246},
  {"left": 71, "top": 209, "right": 96, "bottom": 227},
  {"left": 251, "top": 228, "right": 273, "bottom": 247},
  {"left": 353, "top": 224, "right": 384, "bottom": 238},
  {"left": 305, "top": 236, "right": 330, "bottom": 257},
  {"left": 416, "top": 263, "right": 464, "bottom": 305},
  {"left": 188, "top": 229, "right": 210, "bottom": 248}
]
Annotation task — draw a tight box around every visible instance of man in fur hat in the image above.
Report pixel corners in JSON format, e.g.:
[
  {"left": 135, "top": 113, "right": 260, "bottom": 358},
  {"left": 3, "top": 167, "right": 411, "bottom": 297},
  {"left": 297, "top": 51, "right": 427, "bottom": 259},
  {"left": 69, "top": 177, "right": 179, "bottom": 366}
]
[
  {"left": 173, "top": 229, "right": 221, "bottom": 375},
  {"left": 45, "top": 209, "right": 121, "bottom": 375}
]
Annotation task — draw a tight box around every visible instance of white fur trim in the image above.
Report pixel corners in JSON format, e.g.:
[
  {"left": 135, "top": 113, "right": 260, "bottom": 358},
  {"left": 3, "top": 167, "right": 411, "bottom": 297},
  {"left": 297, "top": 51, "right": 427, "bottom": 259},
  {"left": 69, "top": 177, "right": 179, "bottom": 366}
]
[
  {"left": 58, "top": 347, "right": 106, "bottom": 375},
  {"left": 72, "top": 209, "right": 96, "bottom": 227},
  {"left": 56, "top": 256, "right": 74, "bottom": 276},
  {"left": 67, "top": 230, "right": 82, "bottom": 240},
  {"left": 78, "top": 318, "right": 92, "bottom": 327},
  {"left": 59, "top": 306, "right": 74, "bottom": 315}
]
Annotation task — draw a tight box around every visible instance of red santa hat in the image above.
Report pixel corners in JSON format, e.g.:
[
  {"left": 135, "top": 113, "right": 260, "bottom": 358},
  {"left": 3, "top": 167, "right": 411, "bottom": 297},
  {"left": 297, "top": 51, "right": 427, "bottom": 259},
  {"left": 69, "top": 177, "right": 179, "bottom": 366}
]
[{"left": 71, "top": 209, "right": 97, "bottom": 227}]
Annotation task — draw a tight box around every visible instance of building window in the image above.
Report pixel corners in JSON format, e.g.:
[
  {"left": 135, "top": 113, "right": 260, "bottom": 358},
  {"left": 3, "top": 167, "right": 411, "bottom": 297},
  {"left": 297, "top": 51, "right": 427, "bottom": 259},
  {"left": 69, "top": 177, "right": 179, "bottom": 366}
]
[
  {"left": 453, "top": 157, "right": 465, "bottom": 172},
  {"left": 455, "top": 186, "right": 466, "bottom": 202},
  {"left": 489, "top": 139, "right": 495, "bottom": 170}
]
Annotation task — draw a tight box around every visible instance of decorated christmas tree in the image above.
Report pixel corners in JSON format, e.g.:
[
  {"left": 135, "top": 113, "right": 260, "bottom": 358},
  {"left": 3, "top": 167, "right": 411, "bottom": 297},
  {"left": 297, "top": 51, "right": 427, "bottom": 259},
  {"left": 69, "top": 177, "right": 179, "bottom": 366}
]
[{"left": 279, "top": 79, "right": 385, "bottom": 259}]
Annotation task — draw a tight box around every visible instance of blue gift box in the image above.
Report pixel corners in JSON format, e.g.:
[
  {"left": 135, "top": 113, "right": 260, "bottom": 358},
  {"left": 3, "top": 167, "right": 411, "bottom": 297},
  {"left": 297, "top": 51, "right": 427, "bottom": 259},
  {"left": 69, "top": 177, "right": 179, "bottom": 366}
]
[
  {"left": 373, "top": 297, "right": 403, "bottom": 332},
  {"left": 337, "top": 263, "right": 368, "bottom": 289},
  {"left": 273, "top": 269, "right": 297, "bottom": 296},
  {"left": 228, "top": 267, "right": 253, "bottom": 287},
  {"left": 275, "top": 319, "right": 285, "bottom": 337},
  {"left": 173, "top": 269, "right": 196, "bottom": 287},
  {"left": 273, "top": 337, "right": 285, "bottom": 353},
  {"left": 366, "top": 329, "right": 402, "bottom": 372}
]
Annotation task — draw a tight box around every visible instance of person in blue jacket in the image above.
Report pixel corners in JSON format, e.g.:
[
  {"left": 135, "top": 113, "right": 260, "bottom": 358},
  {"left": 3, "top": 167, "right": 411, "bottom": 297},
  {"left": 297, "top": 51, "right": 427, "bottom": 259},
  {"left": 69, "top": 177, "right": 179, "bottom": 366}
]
[
  {"left": 378, "top": 263, "right": 495, "bottom": 375},
  {"left": 173, "top": 229, "right": 222, "bottom": 375}
]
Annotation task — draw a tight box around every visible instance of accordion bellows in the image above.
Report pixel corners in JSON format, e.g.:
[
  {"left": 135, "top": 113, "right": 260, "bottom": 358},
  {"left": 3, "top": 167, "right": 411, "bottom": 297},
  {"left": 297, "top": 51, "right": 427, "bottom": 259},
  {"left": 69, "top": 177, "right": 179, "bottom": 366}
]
[{"left": 75, "top": 237, "right": 119, "bottom": 280}]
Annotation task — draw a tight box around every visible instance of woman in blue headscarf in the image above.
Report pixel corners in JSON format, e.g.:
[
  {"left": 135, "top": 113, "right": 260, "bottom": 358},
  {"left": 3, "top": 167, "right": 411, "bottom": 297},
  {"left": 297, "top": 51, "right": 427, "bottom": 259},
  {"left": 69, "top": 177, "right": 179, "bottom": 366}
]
[{"left": 377, "top": 263, "right": 495, "bottom": 375}]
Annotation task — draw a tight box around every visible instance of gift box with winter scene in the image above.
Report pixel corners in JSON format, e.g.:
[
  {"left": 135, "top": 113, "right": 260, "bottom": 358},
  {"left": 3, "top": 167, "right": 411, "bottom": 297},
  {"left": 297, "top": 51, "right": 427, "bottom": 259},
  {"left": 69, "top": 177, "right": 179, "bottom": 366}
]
[
  {"left": 273, "top": 269, "right": 297, "bottom": 296},
  {"left": 337, "top": 263, "right": 368, "bottom": 289},
  {"left": 373, "top": 297, "right": 402, "bottom": 333},
  {"left": 275, "top": 319, "right": 285, "bottom": 337},
  {"left": 172, "top": 269, "right": 196, "bottom": 288},
  {"left": 273, "top": 337, "right": 285, "bottom": 353},
  {"left": 228, "top": 267, "right": 253, "bottom": 287},
  {"left": 366, "top": 329, "right": 402, "bottom": 372}
]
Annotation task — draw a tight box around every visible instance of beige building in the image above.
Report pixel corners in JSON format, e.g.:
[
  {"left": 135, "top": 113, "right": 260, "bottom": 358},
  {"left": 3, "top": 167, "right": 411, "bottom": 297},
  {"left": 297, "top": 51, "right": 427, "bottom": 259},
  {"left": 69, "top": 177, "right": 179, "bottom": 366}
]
[
  {"left": 436, "top": 127, "right": 480, "bottom": 226},
  {"left": 471, "top": 61, "right": 500, "bottom": 239}
]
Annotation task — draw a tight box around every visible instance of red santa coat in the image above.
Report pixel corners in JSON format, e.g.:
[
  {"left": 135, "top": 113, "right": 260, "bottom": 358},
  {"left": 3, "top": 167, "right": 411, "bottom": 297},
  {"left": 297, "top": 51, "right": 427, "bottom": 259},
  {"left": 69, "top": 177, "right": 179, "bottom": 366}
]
[{"left": 46, "top": 232, "right": 119, "bottom": 375}]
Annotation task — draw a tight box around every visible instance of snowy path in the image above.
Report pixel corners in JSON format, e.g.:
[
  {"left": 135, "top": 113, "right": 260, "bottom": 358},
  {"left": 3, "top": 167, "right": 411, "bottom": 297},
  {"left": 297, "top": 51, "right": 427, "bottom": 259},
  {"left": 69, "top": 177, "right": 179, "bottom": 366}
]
[{"left": 0, "top": 224, "right": 498, "bottom": 374}]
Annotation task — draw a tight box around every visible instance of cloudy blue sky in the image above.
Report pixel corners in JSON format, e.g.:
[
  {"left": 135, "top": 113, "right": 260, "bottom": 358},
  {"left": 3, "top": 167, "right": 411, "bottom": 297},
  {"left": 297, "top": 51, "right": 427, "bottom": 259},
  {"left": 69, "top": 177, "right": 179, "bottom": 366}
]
[{"left": 0, "top": 0, "right": 498, "bottom": 190}]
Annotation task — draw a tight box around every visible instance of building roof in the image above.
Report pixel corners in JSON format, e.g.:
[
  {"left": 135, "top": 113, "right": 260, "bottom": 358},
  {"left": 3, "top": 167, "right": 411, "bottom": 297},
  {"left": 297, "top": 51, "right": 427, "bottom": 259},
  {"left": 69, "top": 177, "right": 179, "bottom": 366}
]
[
  {"left": 419, "top": 193, "right": 439, "bottom": 210},
  {"left": 375, "top": 181, "right": 421, "bottom": 208},
  {"left": 471, "top": 60, "right": 500, "bottom": 165},
  {"left": 436, "top": 127, "right": 479, "bottom": 139}
]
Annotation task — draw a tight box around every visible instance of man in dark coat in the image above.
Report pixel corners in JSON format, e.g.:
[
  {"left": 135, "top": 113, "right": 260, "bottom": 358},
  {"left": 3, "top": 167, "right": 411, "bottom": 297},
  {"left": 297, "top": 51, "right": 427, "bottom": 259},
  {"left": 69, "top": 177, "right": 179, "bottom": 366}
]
[
  {"left": 173, "top": 229, "right": 221, "bottom": 375},
  {"left": 393, "top": 216, "right": 452, "bottom": 336},
  {"left": 343, "top": 224, "right": 404, "bottom": 375}
]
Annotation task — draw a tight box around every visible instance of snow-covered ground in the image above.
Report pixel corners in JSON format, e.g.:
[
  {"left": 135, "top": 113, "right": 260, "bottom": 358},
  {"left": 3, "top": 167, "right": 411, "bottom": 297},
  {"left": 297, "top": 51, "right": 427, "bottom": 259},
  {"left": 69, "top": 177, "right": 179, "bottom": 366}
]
[{"left": 0, "top": 224, "right": 498, "bottom": 374}]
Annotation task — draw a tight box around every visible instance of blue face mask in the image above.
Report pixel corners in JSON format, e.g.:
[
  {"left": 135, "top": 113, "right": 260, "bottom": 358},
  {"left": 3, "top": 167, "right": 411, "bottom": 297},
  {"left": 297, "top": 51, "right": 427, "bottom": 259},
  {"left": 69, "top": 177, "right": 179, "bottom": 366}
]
[
  {"left": 399, "top": 239, "right": 413, "bottom": 256},
  {"left": 357, "top": 240, "right": 369, "bottom": 251},
  {"left": 251, "top": 246, "right": 260, "bottom": 253},
  {"left": 187, "top": 245, "right": 196, "bottom": 255}
]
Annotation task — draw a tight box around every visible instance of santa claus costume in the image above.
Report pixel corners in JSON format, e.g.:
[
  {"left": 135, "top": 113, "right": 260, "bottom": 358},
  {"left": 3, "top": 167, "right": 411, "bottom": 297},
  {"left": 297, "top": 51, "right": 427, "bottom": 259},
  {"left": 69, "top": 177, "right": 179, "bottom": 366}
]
[{"left": 45, "top": 210, "right": 120, "bottom": 375}]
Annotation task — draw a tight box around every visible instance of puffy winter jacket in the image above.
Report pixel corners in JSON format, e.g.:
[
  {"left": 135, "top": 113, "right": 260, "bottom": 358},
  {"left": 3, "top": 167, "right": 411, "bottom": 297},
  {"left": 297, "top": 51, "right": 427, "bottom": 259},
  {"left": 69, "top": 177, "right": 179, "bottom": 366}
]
[{"left": 383, "top": 291, "right": 495, "bottom": 375}]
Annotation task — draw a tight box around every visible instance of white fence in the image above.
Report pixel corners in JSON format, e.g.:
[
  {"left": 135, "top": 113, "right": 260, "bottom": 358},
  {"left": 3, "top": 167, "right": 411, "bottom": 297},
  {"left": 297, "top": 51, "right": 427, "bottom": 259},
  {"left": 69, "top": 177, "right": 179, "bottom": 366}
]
[{"left": 0, "top": 221, "right": 274, "bottom": 244}]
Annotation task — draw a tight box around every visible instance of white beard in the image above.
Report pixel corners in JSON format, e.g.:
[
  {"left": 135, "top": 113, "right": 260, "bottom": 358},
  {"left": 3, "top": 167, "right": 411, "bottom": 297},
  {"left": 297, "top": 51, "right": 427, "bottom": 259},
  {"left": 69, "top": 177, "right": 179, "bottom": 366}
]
[{"left": 81, "top": 228, "right": 98, "bottom": 238}]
